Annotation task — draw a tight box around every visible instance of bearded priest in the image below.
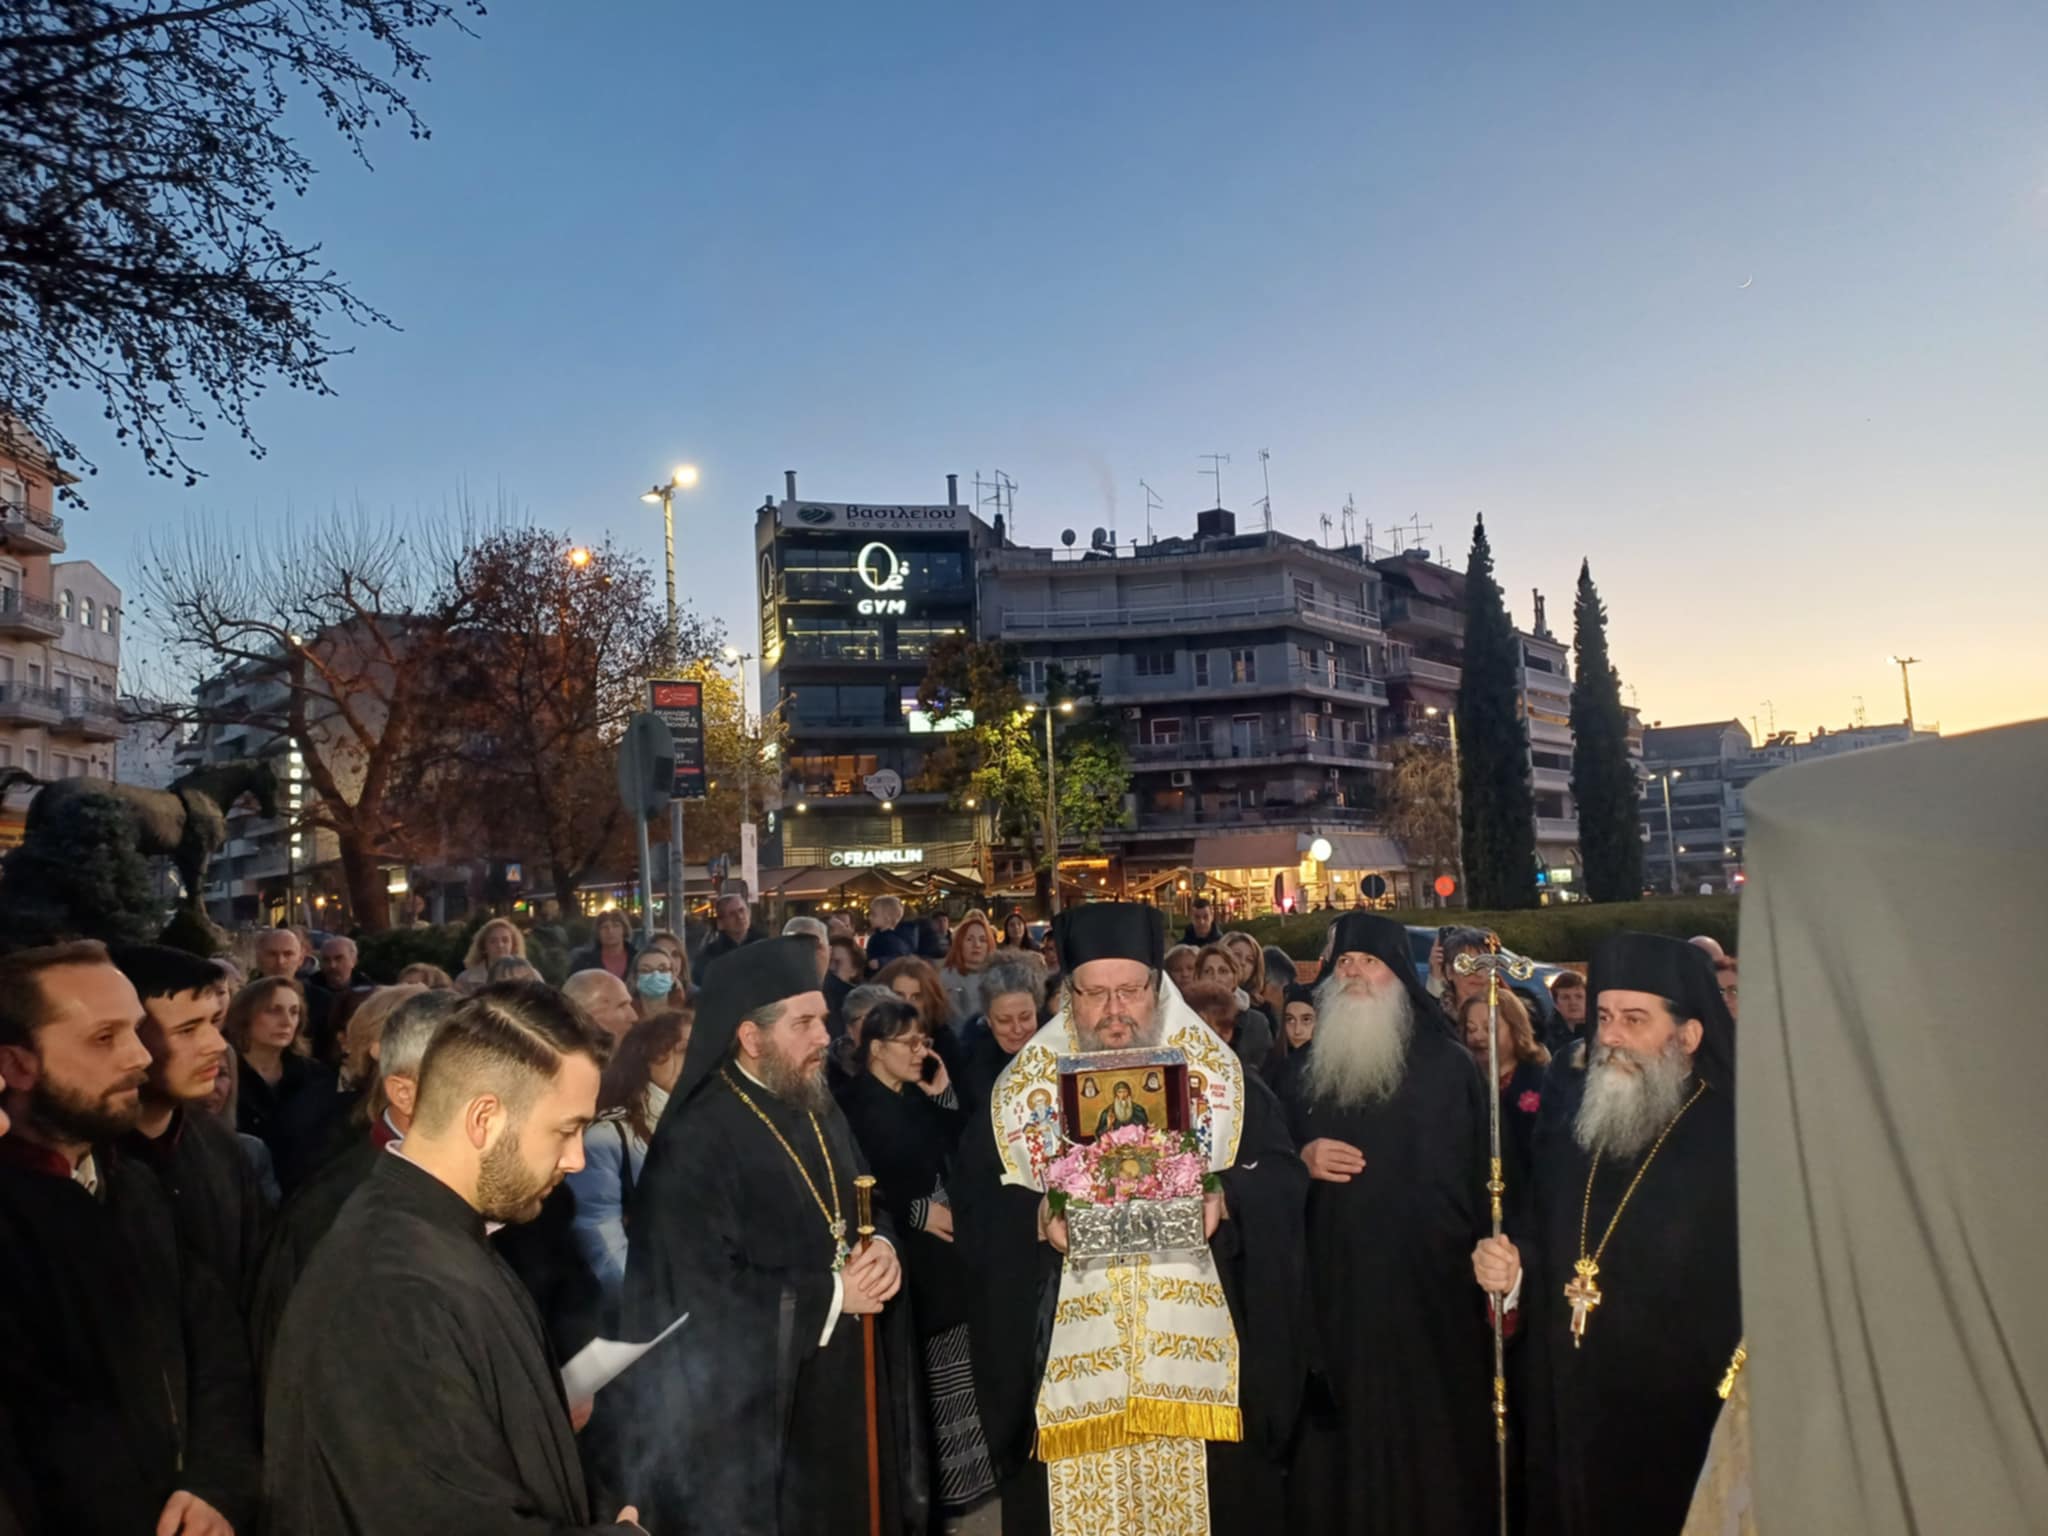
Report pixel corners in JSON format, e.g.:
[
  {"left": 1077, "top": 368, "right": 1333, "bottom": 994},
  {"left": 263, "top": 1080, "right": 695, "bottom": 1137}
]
[
  {"left": 1281, "top": 910, "right": 1495, "bottom": 1536},
  {"left": 605, "top": 937, "right": 925, "bottom": 1534},
  {"left": 1471, "top": 932, "right": 1739, "bottom": 1536},
  {"left": 955, "top": 902, "right": 1308, "bottom": 1536}
]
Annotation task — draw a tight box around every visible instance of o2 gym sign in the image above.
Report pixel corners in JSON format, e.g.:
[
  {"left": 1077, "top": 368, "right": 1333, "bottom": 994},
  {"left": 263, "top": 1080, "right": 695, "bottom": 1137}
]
[{"left": 855, "top": 542, "right": 909, "bottom": 616}]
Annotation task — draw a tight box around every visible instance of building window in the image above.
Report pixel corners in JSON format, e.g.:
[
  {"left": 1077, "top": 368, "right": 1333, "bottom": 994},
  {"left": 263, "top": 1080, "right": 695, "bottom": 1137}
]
[
  {"left": 1195, "top": 717, "right": 1214, "bottom": 748},
  {"left": 1230, "top": 715, "right": 1264, "bottom": 755},
  {"left": 1133, "top": 651, "right": 1174, "bottom": 679},
  {"left": 101, "top": 605, "right": 113, "bottom": 634},
  {"left": 1230, "top": 649, "right": 1257, "bottom": 684},
  {"left": 1295, "top": 645, "right": 1315, "bottom": 674},
  {"left": 1147, "top": 718, "right": 1183, "bottom": 747},
  {"left": 1302, "top": 713, "right": 1320, "bottom": 739},
  {"left": 25, "top": 749, "right": 39, "bottom": 775},
  {"left": 1294, "top": 578, "right": 1316, "bottom": 606},
  {"left": 59, "top": 590, "right": 73, "bottom": 621},
  {"left": 0, "top": 472, "right": 23, "bottom": 512},
  {"left": 1193, "top": 652, "right": 1210, "bottom": 687},
  {"left": 78, "top": 597, "right": 93, "bottom": 629}
]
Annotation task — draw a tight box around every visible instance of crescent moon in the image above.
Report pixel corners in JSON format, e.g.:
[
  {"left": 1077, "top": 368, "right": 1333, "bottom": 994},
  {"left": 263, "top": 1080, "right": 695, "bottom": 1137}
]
[{"left": 1738, "top": 276, "right": 1754, "bottom": 289}]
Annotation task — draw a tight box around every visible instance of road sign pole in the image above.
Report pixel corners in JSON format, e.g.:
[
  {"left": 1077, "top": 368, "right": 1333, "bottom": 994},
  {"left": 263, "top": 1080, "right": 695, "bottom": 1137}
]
[
  {"left": 668, "top": 799, "right": 686, "bottom": 939},
  {"left": 636, "top": 811, "right": 657, "bottom": 941}
]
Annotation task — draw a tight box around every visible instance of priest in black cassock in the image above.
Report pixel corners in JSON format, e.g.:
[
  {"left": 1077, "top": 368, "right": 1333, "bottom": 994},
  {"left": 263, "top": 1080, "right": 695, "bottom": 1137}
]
[
  {"left": 954, "top": 902, "right": 1309, "bottom": 1536},
  {"left": 264, "top": 982, "right": 641, "bottom": 1534},
  {"left": 1283, "top": 911, "right": 1495, "bottom": 1536},
  {"left": 1472, "top": 932, "right": 1739, "bottom": 1536},
  {"left": 608, "top": 936, "right": 925, "bottom": 1535}
]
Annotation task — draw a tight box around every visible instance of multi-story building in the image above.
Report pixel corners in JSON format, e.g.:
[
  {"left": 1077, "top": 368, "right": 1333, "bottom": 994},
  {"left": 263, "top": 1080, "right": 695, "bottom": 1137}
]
[
  {"left": 0, "top": 433, "right": 123, "bottom": 846},
  {"left": 983, "top": 507, "right": 1406, "bottom": 910},
  {"left": 1641, "top": 718, "right": 1936, "bottom": 892},
  {"left": 756, "top": 473, "right": 998, "bottom": 890},
  {"left": 1519, "top": 595, "right": 1581, "bottom": 888}
]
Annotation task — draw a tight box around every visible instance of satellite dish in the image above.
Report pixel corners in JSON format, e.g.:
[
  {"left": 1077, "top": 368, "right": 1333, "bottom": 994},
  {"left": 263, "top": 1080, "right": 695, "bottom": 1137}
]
[{"left": 1060, "top": 529, "right": 1077, "bottom": 547}]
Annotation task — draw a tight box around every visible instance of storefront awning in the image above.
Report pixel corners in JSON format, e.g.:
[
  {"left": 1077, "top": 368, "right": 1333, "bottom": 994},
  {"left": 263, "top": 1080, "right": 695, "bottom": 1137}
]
[
  {"left": 1316, "top": 834, "right": 1409, "bottom": 871},
  {"left": 1191, "top": 832, "right": 1306, "bottom": 869}
]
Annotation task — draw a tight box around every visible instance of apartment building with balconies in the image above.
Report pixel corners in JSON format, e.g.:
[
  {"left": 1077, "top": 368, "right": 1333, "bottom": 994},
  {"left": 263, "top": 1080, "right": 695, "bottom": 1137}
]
[
  {"left": 983, "top": 507, "right": 1409, "bottom": 908},
  {"left": 0, "top": 430, "right": 124, "bottom": 846}
]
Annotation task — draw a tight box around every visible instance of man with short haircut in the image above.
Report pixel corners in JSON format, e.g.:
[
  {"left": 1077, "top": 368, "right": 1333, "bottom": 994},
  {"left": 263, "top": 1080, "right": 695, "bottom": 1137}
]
[
  {"left": 697, "top": 892, "right": 760, "bottom": 970},
  {"left": 1284, "top": 912, "right": 1493, "bottom": 1536},
  {"left": 252, "top": 927, "right": 301, "bottom": 981},
  {"left": 111, "top": 943, "right": 270, "bottom": 1302},
  {"left": 614, "top": 938, "right": 911, "bottom": 1531},
  {"left": 1473, "top": 934, "right": 1738, "bottom": 1536},
  {"left": 265, "top": 983, "right": 642, "bottom": 1533},
  {"left": 1181, "top": 894, "right": 1221, "bottom": 946},
  {"left": 864, "top": 894, "right": 915, "bottom": 971},
  {"left": 246, "top": 988, "right": 462, "bottom": 1381},
  {"left": 305, "top": 935, "right": 369, "bottom": 1066},
  {"left": 563, "top": 968, "right": 637, "bottom": 1043},
  {"left": 961, "top": 904, "right": 1309, "bottom": 1535},
  {"left": 0, "top": 942, "right": 260, "bottom": 1536}
]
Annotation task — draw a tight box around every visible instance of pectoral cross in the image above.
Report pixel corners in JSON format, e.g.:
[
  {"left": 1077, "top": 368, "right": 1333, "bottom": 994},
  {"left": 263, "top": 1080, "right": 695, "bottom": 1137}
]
[{"left": 1564, "top": 1258, "right": 1602, "bottom": 1347}]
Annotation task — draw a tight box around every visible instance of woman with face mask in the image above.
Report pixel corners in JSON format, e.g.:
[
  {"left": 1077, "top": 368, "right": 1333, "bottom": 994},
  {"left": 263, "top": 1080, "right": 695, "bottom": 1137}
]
[{"left": 630, "top": 947, "right": 682, "bottom": 1020}]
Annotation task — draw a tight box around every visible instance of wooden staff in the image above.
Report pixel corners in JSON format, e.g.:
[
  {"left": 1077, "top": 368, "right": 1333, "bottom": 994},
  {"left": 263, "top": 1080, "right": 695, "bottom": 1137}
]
[
  {"left": 1455, "top": 937, "right": 1533, "bottom": 1536},
  {"left": 854, "top": 1174, "right": 881, "bottom": 1536}
]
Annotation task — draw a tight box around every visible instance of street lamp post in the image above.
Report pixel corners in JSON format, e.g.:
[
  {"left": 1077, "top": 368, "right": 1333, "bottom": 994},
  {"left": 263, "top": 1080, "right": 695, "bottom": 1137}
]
[
  {"left": 642, "top": 465, "right": 699, "bottom": 932},
  {"left": 1424, "top": 706, "right": 1466, "bottom": 907},
  {"left": 1030, "top": 699, "right": 1074, "bottom": 915},
  {"left": 1656, "top": 769, "right": 1682, "bottom": 896}
]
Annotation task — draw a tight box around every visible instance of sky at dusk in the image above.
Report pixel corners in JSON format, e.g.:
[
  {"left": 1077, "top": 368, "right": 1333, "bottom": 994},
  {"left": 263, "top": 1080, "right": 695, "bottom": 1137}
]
[{"left": 60, "top": 0, "right": 2048, "bottom": 737}]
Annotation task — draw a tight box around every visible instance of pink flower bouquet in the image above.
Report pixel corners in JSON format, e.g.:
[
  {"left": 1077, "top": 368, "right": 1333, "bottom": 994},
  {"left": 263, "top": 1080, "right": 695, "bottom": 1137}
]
[{"left": 1044, "top": 1124, "right": 1217, "bottom": 1214}]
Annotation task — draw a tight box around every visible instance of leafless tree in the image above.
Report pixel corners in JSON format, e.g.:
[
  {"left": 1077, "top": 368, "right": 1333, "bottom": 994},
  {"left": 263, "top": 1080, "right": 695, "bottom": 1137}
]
[
  {"left": 0, "top": 0, "right": 482, "bottom": 495},
  {"left": 133, "top": 507, "right": 478, "bottom": 927}
]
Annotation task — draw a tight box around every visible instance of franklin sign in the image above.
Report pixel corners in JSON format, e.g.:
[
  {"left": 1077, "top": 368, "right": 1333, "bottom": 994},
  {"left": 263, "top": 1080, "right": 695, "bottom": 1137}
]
[{"left": 829, "top": 848, "right": 924, "bottom": 868}]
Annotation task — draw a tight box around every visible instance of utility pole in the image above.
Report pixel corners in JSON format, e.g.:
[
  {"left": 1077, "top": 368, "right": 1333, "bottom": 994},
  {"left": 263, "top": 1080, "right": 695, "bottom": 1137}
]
[
  {"left": 643, "top": 464, "right": 699, "bottom": 931},
  {"left": 1890, "top": 655, "right": 1920, "bottom": 732}
]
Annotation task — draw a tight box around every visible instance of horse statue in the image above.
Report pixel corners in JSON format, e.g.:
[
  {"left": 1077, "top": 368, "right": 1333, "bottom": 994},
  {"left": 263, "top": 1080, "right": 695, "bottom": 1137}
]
[{"left": 0, "top": 759, "right": 281, "bottom": 917}]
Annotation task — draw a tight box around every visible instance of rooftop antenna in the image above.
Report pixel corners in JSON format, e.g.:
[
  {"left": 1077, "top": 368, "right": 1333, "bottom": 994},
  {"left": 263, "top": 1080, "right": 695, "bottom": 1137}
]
[
  {"left": 1317, "top": 510, "right": 1335, "bottom": 545},
  {"left": 1139, "top": 479, "right": 1164, "bottom": 544},
  {"left": 1760, "top": 699, "right": 1776, "bottom": 736},
  {"left": 978, "top": 471, "right": 1016, "bottom": 537},
  {"left": 1853, "top": 695, "right": 1867, "bottom": 727},
  {"left": 1340, "top": 494, "right": 1360, "bottom": 549},
  {"left": 1389, "top": 511, "right": 1433, "bottom": 554},
  {"left": 1256, "top": 448, "right": 1274, "bottom": 531},
  {"left": 1199, "top": 453, "right": 1230, "bottom": 510}
]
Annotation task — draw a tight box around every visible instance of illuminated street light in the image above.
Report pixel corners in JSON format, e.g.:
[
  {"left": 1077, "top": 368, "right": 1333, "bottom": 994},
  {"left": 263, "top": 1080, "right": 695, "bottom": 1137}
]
[{"left": 567, "top": 547, "right": 592, "bottom": 568}]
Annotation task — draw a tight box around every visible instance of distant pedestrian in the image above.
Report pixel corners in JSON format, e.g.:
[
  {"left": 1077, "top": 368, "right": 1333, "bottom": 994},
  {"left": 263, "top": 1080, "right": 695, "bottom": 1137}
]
[
  {"left": 864, "top": 895, "right": 916, "bottom": 971},
  {"left": 456, "top": 918, "right": 527, "bottom": 993},
  {"left": 939, "top": 909, "right": 996, "bottom": 1024},
  {"left": 696, "top": 894, "right": 759, "bottom": 971},
  {"left": 569, "top": 911, "right": 637, "bottom": 982},
  {"left": 1180, "top": 895, "right": 1222, "bottom": 947},
  {"left": 568, "top": 1006, "right": 691, "bottom": 1313}
]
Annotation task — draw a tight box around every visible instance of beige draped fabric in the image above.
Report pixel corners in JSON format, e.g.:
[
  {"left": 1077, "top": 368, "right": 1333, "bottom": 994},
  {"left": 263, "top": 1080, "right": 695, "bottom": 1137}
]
[{"left": 1735, "top": 720, "right": 2048, "bottom": 1534}]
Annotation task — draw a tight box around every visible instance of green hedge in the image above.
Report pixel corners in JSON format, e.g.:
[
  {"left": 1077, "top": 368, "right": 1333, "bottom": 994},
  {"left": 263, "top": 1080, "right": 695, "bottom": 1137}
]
[{"left": 1234, "top": 895, "right": 1740, "bottom": 965}]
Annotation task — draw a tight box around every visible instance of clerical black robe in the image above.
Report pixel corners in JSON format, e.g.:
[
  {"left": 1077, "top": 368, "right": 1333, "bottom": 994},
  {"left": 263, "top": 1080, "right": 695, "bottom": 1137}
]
[
  {"left": 608, "top": 1072, "right": 926, "bottom": 1535},
  {"left": 1512, "top": 1079, "right": 1740, "bottom": 1536},
  {"left": 120, "top": 1106, "right": 271, "bottom": 1306},
  {"left": 1283, "top": 1025, "right": 1496, "bottom": 1536},
  {"left": 264, "top": 1153, "right": 617, "bottom": 1534},
  {"left": 953, "top": 1071, "right": 1311, "bottom": 1536},
  {"left": 246, "top": 1135, "right": 380, "bottom": 1385},
  {"left": 0, "top": 1141, "right": 260, "bottom": 1535}
]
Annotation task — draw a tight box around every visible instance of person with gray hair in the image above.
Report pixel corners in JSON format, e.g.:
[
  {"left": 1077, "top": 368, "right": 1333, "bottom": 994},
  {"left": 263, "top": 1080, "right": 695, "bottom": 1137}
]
[
  {"left": 957, "top": 956, "right": 1048, "bottom": 1110},
  {"left": 488, "top": 955, "right": 543, "bottom": 985},
  {"left": 246, "top": 987, "right": 464, "bottom": 1382},
  {"left": 831, "top": 982, "right": 899, "bottom": 1083},
  {"left": 782, "top": 916, "right": 831, "bottom": 983}
]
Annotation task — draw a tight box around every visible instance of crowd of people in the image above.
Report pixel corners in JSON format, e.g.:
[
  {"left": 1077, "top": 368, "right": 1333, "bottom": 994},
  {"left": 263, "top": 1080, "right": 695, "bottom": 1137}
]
[{"left": 0, "top": 890, "right": 1739, "bottom": 1536}]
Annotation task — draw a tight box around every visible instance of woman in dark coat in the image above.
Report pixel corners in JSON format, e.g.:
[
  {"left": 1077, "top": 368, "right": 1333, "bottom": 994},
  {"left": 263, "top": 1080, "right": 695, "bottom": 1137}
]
[
  {"left": 1453, "top": 989, "right": 1551, "bottom": 1200},
  {"left": 836, "top": 998, "right": 996, "bottom": 1522},
  {"left": 952, "top": 958, "right": 1048, "bottom": 1115},
  {"left": 565, "top": 910, "right": 635, "bottom": 981}
]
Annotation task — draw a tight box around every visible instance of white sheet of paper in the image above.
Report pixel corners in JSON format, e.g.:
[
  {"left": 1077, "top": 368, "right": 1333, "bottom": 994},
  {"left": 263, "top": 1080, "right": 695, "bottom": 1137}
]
[{"left": 559, "top": 1312, "right": 689, "bottom": 1402}]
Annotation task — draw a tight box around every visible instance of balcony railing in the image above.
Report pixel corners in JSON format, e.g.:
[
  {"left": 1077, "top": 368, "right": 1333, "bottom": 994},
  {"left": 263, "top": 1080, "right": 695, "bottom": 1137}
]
[
  {"left": 1132, "top": 803, "right": 1379, "bottom": 832},
  {"left": 1001, "top": 591, "right": 1380, "bottom": 637},
  {"left": 1387, "top": 653, "right": 1462, "bottom": 687},
  {"left": 0, "top": 683, "right": 66, "bottom": 722},
  {"left": 1130, "top": 732, "right": 1385, "bottom": 767},
  {"left": 1105, "top": 662, "right": 1387, "bottom": 704},
  {"left": 1383, "top": 594, "right": 1464, "bottom": 636},
  {"left": 0, "top": 588, "right": 63, "bottom": 635},
  {"left": 0, "top": 505, "right": 65, "bottom": 552},
  {"left": 56, "top": 691, "right": 123, "bottom": 738},
  {"left": 1535, "top": 816, "right": 1580, "bottom": 842}
]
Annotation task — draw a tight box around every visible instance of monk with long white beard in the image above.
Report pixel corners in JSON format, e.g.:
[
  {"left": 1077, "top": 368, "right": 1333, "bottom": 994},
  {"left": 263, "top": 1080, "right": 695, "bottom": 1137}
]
[
  {"left": 1471, "top": 932, "right": 1739, "bottom": 1536},
  {"left": 1283, "top": 912, "right": 1494, "bottom": 1536}
]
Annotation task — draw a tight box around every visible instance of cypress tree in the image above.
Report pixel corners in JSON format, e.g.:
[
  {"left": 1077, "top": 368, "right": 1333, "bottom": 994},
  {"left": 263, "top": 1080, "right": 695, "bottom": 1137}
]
[
  {"left": 1569, "top": 560, "right": 1643, "bottom": 901},
  {"left": 1454, "top": 514, "right": 1538, "bottom": 909}
]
